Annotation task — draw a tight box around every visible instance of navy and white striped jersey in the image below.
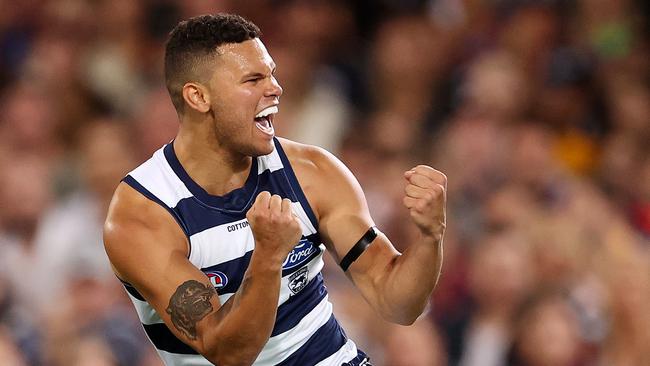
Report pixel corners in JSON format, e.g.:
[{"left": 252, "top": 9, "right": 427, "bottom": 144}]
[{"left": 121, "top": 138, "right": 368, "bottom": 365}]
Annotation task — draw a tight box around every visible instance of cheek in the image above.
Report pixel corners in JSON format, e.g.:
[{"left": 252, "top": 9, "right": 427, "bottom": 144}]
[{"left": 220, "top": 88, "right": 256, "bottom": 116}]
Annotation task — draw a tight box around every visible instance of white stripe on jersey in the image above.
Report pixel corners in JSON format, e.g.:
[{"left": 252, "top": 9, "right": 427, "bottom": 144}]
[
  {"left": 129, "top": 149, "right": 192, "bottom": 207},
  {"left": 188, "top": 204, "right": 317, "bottom": 269},
  {"left": 188, "top": 218, "right": 255, "bottom": 268},
  {"left": 278, "top": 252, "right": 324, "bottom": 306},
  {"left": 126, "top": 293, "right": 163, "bottom": 325},
  {"left": 217, "top": 292, "right": 235, "bottom": 306},
  {"left": 254, "top": 295, "right": 332, "bottom": 365},
  {"left": 291, "top": 201, "right": 318, "bottom": 236},
  {"left": 315, "top": 339, "right": 359, "bottom": 366}
]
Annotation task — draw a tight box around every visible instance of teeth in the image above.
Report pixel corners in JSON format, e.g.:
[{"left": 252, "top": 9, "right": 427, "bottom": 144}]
[{"left": 255, "top": 106, "right": 278, "bottom": 118}]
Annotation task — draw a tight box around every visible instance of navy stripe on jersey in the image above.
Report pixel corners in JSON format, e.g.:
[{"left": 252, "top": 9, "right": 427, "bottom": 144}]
[
  {"left": 122, "top": 175, "right": 191, "bottom": 237},
  {"left": 280, "top": 248, "right": 321, "bottom": 278},
  {"left": 169, "top": 170, "right": 307, "bottom": 236},
  {"left": 201, "top": 251, "right": 252, "bottom": 295},
  {"left": 281, "top": 233, "right": 323, "bottom": 277},
  {"left": 121, "top": 282, "right": 145, "bottom": 302},
  {"left": 273, "top": 139, "right": 320, "bottom": 230},
  {"left": 275, "top": 315, "right": 347, "bottom": 366},
  {"left": 272, "top": 273, "right": 327, "bottom": 336},
  {"left": 200, "top": 241, "right": 321, "bottom": 296},
  {"left": 174, "top": 197, "right": 247, "bottom": 233},
  {"left": 143, "top": 323, "right": 199, "bottom": 355}
]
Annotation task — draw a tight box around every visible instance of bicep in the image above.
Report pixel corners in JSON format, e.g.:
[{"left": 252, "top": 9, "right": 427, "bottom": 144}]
[
  {"left": 104, "top": 184, "right": 221, "bottom": 349},
  {"left": 314, "top": 151, "right": 400, "bottom": 291}
]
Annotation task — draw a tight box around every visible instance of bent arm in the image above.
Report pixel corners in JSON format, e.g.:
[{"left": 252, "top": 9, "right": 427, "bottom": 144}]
[
  {"left": 104, "top": 183, "right": 282, "bottom": 365},
  {"left": 296, "top": 146, "right": 444, "bottom": 325}
]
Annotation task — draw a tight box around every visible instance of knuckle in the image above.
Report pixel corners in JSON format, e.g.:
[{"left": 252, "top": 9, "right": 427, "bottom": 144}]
[
  {"left": 259, "top": 191, "right": 271, "bottom": 199},
  {"left": 416, "top": 165, "right": 433, "bottom": 173}
]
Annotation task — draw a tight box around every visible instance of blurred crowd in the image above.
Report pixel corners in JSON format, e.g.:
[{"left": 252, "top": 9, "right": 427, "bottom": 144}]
[{"left": 0, "top": 0, "right": 648, "bottom": 365}]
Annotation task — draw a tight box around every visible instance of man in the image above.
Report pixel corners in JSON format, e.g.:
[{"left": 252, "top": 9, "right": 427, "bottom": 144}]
[{"left": 104, "top": 14, "right": 446, "bottom": 366}]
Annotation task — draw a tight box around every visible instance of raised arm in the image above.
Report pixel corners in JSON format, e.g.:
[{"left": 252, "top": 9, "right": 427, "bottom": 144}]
[
  {"left": 286, "top": 141, "right": 445, "bottom": 325},
  {"left": 104, "top": 183, "right": 301, "bottom": 365}
]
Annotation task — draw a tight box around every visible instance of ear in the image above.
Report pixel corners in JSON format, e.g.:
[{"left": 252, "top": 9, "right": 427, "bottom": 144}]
[{"left": 182, "top": 82, "right": 211, "bottom": 113}]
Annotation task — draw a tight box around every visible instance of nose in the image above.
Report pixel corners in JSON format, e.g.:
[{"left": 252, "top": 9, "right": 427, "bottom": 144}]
[{"left": 265, "top": 75, "right": 283, "bottom": 99}]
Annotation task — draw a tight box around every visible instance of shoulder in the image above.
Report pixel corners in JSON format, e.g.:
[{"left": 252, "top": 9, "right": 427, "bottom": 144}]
[
  {"left": 276, "top": 138, "right": 366, "bottom": 216},
  {"left": 103, "top": 182, "right": 188, "bottom": 280},
  {"left": 105, "top": 182, "right": 167, "bottom": 230},
  {"left": 276, "top": 137, "right": 344, "bottom": 178}
]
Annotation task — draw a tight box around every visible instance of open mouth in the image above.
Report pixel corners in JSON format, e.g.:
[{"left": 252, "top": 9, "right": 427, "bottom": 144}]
[{"left": 254, "top": 105, "right": 278, "bottom": 136}]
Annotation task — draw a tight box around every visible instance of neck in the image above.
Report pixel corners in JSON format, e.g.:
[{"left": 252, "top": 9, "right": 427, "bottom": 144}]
[{"left": 174, "top": 122, "right": 252, "bottom": 197}]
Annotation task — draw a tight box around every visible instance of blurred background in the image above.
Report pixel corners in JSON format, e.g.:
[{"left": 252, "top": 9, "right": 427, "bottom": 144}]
[{"left": 0, "top": 0, "right": 648, "bottom": 365}]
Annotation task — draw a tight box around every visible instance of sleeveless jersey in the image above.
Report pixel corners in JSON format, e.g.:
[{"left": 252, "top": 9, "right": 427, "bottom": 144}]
[{"left": 120, "top": 138, "right": 366, "bottom": 365}]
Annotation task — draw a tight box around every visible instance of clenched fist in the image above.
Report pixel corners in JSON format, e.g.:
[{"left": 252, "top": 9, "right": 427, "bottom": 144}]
[
  {"left": 246, "top": 191, "right": 303, "bottom": 264},
  {"left": 403, "top": 165, "right": 447, "bottom": 239}
]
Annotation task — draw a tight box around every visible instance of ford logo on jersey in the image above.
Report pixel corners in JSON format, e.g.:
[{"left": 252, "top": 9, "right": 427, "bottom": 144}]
[
  {"left": 283, "top": 238, "right": 317, "bottom": 270},
  {"left": 206, "top": 271, "right": 228, "bottom": 289}
]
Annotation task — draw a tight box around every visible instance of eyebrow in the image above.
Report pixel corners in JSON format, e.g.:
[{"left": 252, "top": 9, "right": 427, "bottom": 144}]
[
  {"left": 242, "top": 72, "right": 265, "bottom": 80},
  {"left": 241, "top": 65, "right": 277, "bottom": 81}
]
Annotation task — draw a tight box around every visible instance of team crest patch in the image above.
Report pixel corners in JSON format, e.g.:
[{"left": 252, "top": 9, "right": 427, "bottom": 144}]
[
  {"left": 288, "top": 267, "right": 309, "bottom": 294},
  {"left": 205, "top": 271, "right": 228, "bottom": 290}
]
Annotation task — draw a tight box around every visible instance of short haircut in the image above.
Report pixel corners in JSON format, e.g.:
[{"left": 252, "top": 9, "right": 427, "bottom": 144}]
[{"left": 164, "top": 14, "right": 261, "bottom": 113}]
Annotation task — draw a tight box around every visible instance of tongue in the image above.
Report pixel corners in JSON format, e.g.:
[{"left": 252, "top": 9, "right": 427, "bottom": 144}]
[
  {"left": 255, "top": 117, "right": 269, "bottom": 127},
  {"left": 255, "top": 117, "right": 273, "bottom": 134}
]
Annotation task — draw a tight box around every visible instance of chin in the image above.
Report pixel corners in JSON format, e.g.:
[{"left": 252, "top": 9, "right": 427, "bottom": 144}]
[
  {"left": 245, "top": 140, "right": 275, "bottom": 157},
  {"left": 256, "top": 141, "right": 275, "bottom": 156}
]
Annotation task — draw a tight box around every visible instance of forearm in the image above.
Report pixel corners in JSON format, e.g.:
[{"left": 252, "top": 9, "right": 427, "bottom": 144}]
[
  {"left": 201, "top": 251, "right": 282, "bottom": 365},
  {"left": 377, "top": 234, "right": 443, "bottom": 324}
]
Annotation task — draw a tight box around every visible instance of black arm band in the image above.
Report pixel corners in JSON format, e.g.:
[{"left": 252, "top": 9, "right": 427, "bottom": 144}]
[{"left": 339, "top": 226, "right": 379, "bottom": 272}]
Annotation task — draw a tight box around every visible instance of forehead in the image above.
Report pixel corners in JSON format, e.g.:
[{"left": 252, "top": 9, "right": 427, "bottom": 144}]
[{"left": 215, "top": 38, "right": 275, "bottom": 73}]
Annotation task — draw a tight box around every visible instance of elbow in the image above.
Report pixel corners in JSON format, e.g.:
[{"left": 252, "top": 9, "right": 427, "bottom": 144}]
[
  {"left": 200, "top": 337, "right": 258, "bottom": 366},
  {"left": 385, "top": 312, "right": 419, "bottom": 326},
  {"left": 380, "top": 302, "right": 427, "bottom": 326},
  {"left": 204, "top": 350, "right": 258, "bottom": 366},
  {"left": 396, "top": 313, "right": 419, "bottom": 326},
  {"left": 198, "top": 324, "right": 268, "bottom": 365}
]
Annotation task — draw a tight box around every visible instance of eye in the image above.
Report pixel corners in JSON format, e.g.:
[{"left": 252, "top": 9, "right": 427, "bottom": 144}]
[{"left": 246, "top": 77, "right": 262, "bottom": 84}]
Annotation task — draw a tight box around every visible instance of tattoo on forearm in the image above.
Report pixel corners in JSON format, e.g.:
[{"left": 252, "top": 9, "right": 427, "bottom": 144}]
[{"left": 166, "top": 280, "right": 216, "bottom": 340}]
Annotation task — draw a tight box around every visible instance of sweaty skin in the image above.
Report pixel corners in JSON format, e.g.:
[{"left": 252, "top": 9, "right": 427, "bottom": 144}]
[
  {"left": 280, "top": 139, "right": 445, "bottom": 325},
  {"left": 104, "top": 37, "right": 445, "bottom": 365}
]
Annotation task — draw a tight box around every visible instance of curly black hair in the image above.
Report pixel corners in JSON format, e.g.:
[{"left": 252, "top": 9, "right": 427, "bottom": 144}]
[{"left": 164, "top": 14, "right": 261, "bottom": 113}]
